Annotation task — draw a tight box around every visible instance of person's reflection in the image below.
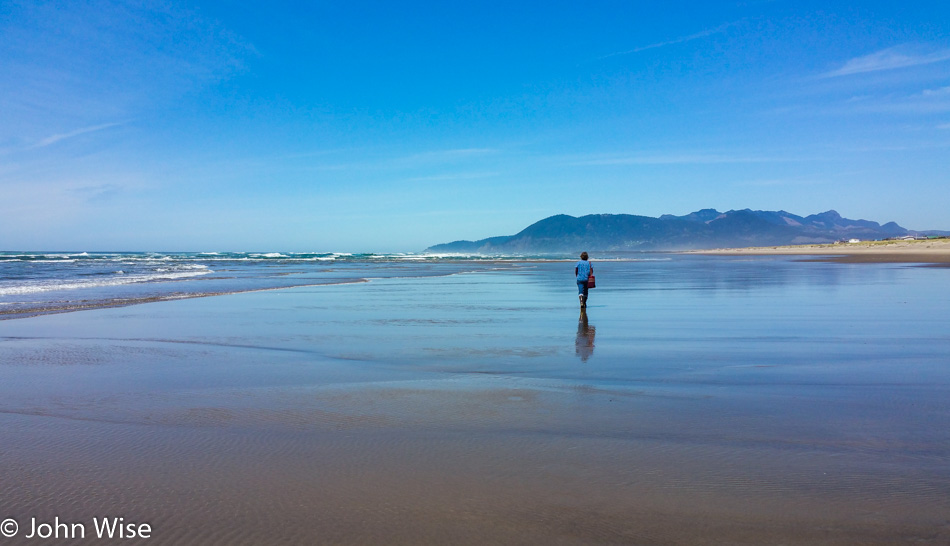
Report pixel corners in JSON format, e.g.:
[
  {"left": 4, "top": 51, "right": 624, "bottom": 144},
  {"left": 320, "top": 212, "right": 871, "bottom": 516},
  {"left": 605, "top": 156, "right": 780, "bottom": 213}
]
[{"left": 575, "top": 310, "right": 596, "bottom": 361}]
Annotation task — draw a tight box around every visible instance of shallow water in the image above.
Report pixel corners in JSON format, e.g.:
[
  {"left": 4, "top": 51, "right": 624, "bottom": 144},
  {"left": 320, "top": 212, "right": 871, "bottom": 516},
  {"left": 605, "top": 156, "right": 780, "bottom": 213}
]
[
  {"left": 0, "top": 256, "right": 948, "bottom": 544},
  {"left": 0, "top": 251, "right": 529, "bottom": 319}
]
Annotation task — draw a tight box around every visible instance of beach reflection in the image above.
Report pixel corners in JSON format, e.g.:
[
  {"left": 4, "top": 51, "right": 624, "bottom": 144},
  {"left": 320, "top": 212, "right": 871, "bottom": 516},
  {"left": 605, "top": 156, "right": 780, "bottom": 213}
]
[
  {"left": 1, "top": 259, "right": 949, "bottom": 544},
  {"left": 575, "top": 310, "right": 596, "bottom": 361}
]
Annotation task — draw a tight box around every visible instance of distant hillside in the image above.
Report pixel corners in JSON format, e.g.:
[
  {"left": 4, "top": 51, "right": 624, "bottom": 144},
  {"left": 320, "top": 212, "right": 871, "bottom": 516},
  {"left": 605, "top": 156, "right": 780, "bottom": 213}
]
[{"left": 426, "top": 209, "right": 916, "bottom": 254}]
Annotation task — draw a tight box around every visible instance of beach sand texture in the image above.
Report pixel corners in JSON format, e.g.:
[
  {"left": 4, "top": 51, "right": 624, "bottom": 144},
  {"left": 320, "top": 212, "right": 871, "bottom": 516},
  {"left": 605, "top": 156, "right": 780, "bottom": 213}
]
[
  {"left": 1, "top": 259, "right": 948, "bottom": 544},
  {"left": 691, "top": 238, "right": 950, "bottom": 263}
]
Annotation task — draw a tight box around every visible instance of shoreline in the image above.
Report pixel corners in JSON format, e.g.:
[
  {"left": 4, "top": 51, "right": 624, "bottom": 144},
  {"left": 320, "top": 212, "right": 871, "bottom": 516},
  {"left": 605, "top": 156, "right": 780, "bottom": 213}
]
[
  {"left": 0, "top": 278, "right": 370, "bottom": 321},
  {"left": 4, "top": 246, "right": 948, "bottom": 323},
  {"left": 687, "top": 239, "right": 950, "bottom": 264}
]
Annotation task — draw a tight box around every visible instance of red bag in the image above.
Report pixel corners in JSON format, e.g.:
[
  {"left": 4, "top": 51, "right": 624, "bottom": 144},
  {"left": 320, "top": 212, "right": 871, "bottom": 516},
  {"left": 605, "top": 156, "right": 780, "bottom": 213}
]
[{"left": 587, "top": 274, "right": 596, "bottom": 289}]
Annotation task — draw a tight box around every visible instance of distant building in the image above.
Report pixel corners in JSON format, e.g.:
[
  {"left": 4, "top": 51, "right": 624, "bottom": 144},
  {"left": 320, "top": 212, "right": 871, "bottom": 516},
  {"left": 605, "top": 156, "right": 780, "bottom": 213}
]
[{"left": 848, "top": 238, "right": 861, "bottom": 243}]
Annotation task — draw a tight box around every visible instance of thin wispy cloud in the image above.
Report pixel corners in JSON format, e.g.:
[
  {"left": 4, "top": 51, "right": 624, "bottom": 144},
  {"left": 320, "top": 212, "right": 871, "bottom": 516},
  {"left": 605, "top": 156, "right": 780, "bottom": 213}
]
[
  {"left": 921, "top": 85, "right": 950, "bottom": 97},
  {"left": 598, "top": 21, "right": 737, "bottom": 59},
  {"left": 280, "top": 148, "right": 359, "bottom": 160},
  {"left": 827, "top": 85, "right": 950, "bottom": 115},
  {"left": 0, "top": 175, "right": 142, "bottom": 216},
  {"left": 397, "top": 148, "right": 499, "bottom": 166},
  {"left": 564, "top": 152, "right": 798, "bottom": 166},
  {"left": 823, "top": 45, "right": 950, "bottom": 78},
  {"left": 938, "top": 123, "right": 950, "bottom": 130},
  {"left": 831, "top": 141, "right": 950, "bottom": 153},
  {"left": 407, "top": 171, "right": 499, "bottom": 182},
  {"left": 31, "top": 121, "right": 127, "bottom": 149},
  {"left": 406, "top": 148, "right": 497, "bottom": 160},
  {"left": 733, "top": 177, "right": 825, "bottom": 188},
  {"left": 1, "top": 2, "right": 256, "bottom": 137},
  {"left": 66, "top": 183, "right": 124, "bottom": 202}
]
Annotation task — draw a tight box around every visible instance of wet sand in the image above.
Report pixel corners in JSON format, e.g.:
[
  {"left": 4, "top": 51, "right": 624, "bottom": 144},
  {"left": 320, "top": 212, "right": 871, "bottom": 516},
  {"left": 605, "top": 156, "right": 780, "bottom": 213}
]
[
  {"left": 689, "top": 239, "right": 950, "bottom": 264},
  {"left": 1, "top": 260, "right": 949, "bottom": 544}
]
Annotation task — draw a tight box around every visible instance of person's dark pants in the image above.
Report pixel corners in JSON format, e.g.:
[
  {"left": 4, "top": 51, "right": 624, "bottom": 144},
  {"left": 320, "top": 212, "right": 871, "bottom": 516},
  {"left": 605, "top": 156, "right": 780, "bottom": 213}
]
[{"left": 577, "top": 280, "right": 589, "bottom": 302}]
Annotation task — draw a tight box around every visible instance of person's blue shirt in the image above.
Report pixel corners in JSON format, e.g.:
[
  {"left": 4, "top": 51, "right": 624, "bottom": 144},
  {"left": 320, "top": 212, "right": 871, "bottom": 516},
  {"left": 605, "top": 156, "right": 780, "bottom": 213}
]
[{"left": 575, "top": 260, "right": 592, "bottom": 282}]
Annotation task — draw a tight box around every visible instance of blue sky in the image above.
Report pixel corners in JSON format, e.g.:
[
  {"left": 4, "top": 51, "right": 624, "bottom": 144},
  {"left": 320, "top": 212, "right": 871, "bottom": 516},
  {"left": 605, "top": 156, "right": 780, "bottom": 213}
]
[{"left": 2, "top": 0, "right": 948, "bottom": 251}]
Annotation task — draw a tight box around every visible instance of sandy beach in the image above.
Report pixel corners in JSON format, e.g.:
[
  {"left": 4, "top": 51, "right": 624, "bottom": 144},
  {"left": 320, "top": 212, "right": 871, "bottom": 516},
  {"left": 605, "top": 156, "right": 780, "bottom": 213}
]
[
  {"left": 1, "top": 258, "right": 948, "bottom": 545},
  {"left": 689, "top": 239, "right": 950, "bottom": 263}
]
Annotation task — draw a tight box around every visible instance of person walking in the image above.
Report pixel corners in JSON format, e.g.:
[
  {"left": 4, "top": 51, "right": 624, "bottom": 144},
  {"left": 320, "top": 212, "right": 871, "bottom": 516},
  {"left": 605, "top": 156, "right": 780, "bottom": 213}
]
[{"left": 575, "top": 251, "right": 593, "bottom": 309}]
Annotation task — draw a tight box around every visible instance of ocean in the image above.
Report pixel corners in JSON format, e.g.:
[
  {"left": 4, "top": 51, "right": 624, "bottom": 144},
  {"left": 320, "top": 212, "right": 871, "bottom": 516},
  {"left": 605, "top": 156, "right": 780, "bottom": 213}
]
[{"left": 0, "top": 251, "right": 543, "bottom": 319}]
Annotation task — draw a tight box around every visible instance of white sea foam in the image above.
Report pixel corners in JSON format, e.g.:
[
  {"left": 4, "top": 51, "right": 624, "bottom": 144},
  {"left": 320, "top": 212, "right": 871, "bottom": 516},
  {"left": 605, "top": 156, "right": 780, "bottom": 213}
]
[{"left": 0, "top": 268, "right": 212, "bottom": 296}]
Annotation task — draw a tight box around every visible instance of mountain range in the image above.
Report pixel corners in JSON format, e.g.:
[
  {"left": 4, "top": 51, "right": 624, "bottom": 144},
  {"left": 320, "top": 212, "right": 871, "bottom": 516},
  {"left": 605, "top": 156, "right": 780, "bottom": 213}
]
[{"left": 426, "top": 209, "right": 941, "bottom": 254}]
